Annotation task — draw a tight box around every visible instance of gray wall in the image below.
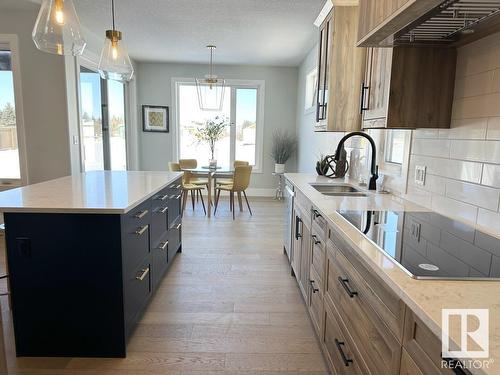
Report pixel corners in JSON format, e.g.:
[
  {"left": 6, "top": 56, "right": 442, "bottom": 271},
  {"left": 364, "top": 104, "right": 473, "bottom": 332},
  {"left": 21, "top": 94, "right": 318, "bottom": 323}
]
[
  {"left": 136, "top": 62, "right": 298, "bottom": 190},
  {"left": 295, "top": 44, "right": 346, "bottom": 172},
  {"left": 0, "top": 8, "right": 71, "bottom": 183}
]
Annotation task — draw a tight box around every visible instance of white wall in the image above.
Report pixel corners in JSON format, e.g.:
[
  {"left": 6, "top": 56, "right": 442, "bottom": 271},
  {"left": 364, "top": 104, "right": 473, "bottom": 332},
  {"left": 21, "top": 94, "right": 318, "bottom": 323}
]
[
  {"left": 136, "top": 62, "right": 298, "bottom": 190},
  {"left": 404, "top": 32, "right": 500, "bottom": 236},
  {"left": 0, "top": 7, "right": 71, "bottom": 183}
]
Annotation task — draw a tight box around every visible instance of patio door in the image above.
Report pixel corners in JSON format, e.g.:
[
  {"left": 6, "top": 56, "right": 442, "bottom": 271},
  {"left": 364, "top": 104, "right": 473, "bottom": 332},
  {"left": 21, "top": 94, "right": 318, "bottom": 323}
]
[{"left": 79, "top": 67, "right": 127, "bottom": 171}]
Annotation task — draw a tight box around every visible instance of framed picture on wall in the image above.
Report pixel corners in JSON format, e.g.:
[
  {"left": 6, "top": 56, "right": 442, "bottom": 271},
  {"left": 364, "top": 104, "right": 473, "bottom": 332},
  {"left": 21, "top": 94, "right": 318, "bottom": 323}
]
[{"left": 142, "top": 105, "right": 169, "bottom": 132}]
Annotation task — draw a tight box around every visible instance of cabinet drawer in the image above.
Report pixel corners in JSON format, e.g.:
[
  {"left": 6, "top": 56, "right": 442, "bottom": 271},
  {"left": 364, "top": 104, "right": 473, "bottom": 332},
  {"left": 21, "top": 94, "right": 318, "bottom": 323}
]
[
  {"left": 323, "top": 298, "right": 369, "bottom": 375},
  {"left": 168, "top": 191, "right": 182, "bottom": 227},
  {"left": 327, "top": 245, "right": 401, "bottom": 375},
  {"left": 403, "top": 310, "right": 456, "bottom": 375},
  {"left": 329, "top": 225, "right": 405, "bottom": 340},
  {"left": 124, "top": 199, "right": 151, "bottom": 231},
  {"left": 150, "top": 204, "right": 168, "bottom": 247},
  {"left": 311, "top": 226, "right": 326, "bottom": 286},
  {"left": 308, "top": 266, "right": 323, "bottom": 336},
  {"left": 152, "top": 232, "right": 169, "bottom": 289},
  {"left": 400, "top": 348, "right": 424, "bottom": 375},
  {"left": 122, "top": 221, "right": 150, "bottom": 274},
  {"left": 169, "top": 218, "right": 182, "bottom": 255},
  {"left": 124, "top": 258, "right": 151, "bottom": 335}
]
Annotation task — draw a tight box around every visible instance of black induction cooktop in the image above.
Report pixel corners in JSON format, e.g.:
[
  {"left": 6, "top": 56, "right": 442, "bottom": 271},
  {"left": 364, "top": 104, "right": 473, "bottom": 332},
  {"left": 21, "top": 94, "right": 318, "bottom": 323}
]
[{"left": 337, "top": 210, "right": 500, "bottom": 280}]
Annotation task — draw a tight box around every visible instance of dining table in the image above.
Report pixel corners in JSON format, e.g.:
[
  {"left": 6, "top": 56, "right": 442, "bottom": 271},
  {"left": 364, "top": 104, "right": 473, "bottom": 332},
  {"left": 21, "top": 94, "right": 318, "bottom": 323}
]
[{"left": 181, "top": 166, "right": 234, "bottom": 217}]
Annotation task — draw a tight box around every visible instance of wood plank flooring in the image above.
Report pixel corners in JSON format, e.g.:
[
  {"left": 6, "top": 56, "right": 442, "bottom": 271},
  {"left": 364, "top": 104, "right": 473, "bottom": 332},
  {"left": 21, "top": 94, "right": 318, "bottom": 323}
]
[{"left": 0, "top": 198, "right": 328, "bottom": 374}]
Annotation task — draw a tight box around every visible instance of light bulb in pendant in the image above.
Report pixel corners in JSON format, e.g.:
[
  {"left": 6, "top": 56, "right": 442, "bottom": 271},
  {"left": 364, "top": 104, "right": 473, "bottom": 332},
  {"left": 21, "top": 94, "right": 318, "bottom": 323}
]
[
  {"left": 54, "top": 0, "right": 65, "bottom": 25},
  {"left": 111, "top": 41, "right": 118, "bottom": 60}
]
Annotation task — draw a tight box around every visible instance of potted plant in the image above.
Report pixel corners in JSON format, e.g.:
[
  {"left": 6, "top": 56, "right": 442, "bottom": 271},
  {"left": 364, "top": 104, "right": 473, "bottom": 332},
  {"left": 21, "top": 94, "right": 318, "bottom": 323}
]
[
  {"left": 271, "top": 129, "right": 297, "bottom": 174},
  {"left": 191, "top": 116, "right": 228, "bottom": 167}
]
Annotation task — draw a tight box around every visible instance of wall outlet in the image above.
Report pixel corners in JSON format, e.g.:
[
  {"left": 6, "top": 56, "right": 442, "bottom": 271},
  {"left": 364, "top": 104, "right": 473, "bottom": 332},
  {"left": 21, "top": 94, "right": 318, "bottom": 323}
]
[{"left": 415, "top": 165, "right": 426, "bottom": 186}]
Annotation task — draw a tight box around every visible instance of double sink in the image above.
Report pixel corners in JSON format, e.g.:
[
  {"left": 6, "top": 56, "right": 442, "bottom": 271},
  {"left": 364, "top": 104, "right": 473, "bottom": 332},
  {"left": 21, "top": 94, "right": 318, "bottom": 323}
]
[{"left": 309, "top": 183, "right": 367, "bottom": 197}]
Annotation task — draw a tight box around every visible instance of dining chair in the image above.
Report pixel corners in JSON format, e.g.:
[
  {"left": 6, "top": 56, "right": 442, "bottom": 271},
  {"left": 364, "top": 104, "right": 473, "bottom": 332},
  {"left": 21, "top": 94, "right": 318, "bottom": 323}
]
[
  {"left": 168, "top": 162, "right": 206, "bottom": 215},
  {"left": 217, "top": 160, "right": 249, "bottom": 185},
  {"left": 214, "top": 165, "right": 252, "bottom": 220}
]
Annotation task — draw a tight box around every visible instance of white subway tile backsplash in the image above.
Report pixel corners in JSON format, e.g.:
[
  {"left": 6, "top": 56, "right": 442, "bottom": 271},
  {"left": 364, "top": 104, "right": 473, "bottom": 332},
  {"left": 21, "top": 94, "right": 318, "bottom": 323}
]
[
  {"left": 477, "top": 209, "right": 500, "bottom": 235},
  {"left": 410, "top": 155, "right": 483, "bottom": 184},
  {"left": 413, "top": 129, "right": 440, "bottom": 139},
  {"left": 487, "top": 117, "right": 500, "bottom": 140},
  {"left": 454, "top": 71, "right": 493, "bottom": 98},
  {"left": 445, "top": 179, "right": 500, "bottom": 210},
  {"left": 412, "top": 139, "right": 450, "bottom": 158},
  {"left": 431, "top": 195, "right": 478, "bottom": 225},
  {"left": 439, "top": 118, "right": 487, "bottom": 140},
  {"left": 482, "top": 164, "right": 500, "bottom": 189},
  {"left": 450, "top": 140, "right": 500, "bottom": 163}
]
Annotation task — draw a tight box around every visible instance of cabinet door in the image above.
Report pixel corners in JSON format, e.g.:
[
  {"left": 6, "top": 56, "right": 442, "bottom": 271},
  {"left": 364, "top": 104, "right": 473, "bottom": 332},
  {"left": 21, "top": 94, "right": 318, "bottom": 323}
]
[
  {"left": 316, "top": 11, "right": 332, "bottom": 125},
  {"left": 362, "top": 47, "right": 392, "bottom": 125},
  {"left": 298, "top": 222, "right": 311, "bottom": 302},
  {"left": 400, "top": 349, "right": 424, "bottom": 375}
]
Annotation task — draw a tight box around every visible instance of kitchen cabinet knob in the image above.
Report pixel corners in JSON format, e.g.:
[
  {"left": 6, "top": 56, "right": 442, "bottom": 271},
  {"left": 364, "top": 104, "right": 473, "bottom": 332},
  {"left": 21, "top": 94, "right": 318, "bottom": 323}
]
[
  {"left": 158, "top": 241, "right": 168, "bottom": 251},
  {"left": 338, "top": 277, "right": 358, "bottom": 298},
  {"left": 135, "top": 267, "right": 150, "bottom": 281},
  {"left": 335, "top": 339, "right": 353, "bottom": 367},
  {"left": 135, "top": 225, "right": 149, "bottom": 236},
  {"left": 134, "top": 209, "right": 148, "bottom": 219}
]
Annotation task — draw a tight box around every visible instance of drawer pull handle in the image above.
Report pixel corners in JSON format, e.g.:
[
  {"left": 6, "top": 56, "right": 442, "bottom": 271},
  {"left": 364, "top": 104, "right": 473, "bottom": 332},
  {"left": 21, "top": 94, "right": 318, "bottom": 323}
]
[
  {"left": 313, "top": 209, "right": 322, "bottom": 219},
  {"left": 309, "top": 279, "right": 319, "bottom": 293},
  {"left": 156, "top": 194, "right": 169, "bottom": 201},
  {"left": 135, "top": 225, "right": 149, "bottom": 236},
  {"left": 134, "top": 209, "right": 149, "bottom": 219},
  {"left": 170, "top": 194, "right": 182, "bottom": 200},
  {"left": 311, "top": 234, "right": 321, "bottom": 245},
  {"left": 176, "top": 184, "right": 181, "bottom": 189},
  {"left": 335, "top": 339, "right": 353, "bottom": 367},
  {"left": 158, "top": 241, "right": 168, "bottom": 250},
  {"left": 157, "top": 207, "right": 168, "bottom": 214},
  {"left": 175, "top": 194, "right": 182, "bottom": 199},
  {"left": 135, "top": 267, "right": 150, "bottom": 281},
  {"left": 295, "top": 216, "right": 302, "bottom": 239},
  {"left": 338, "top": 277, "right": 358, "bottom": 298},
  {"left": 175, "top": 223, "right": 182, "bottom": 230}
]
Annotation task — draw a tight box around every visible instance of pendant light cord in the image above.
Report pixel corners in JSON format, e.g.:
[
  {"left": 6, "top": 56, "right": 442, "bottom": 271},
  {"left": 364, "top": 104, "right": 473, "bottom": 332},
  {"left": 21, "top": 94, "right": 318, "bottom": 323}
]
[
  {"left": 111, "top": 0, "right": 116, "bottom": 31},
  {"left": 209, "top": 46, "right": 213, "bottom": 77}
]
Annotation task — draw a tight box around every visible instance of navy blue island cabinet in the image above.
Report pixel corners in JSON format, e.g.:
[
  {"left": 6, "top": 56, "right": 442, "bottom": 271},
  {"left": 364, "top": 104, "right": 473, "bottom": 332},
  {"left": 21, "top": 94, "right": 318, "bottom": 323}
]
[{"left": 0, "top": 171, "right": 183, "bottom": 358}]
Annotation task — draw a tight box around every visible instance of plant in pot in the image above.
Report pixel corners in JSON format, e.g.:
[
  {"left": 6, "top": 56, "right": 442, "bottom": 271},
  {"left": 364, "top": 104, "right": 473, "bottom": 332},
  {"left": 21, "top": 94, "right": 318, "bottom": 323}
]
[
  {"left": 191, "top": 116, "right": 228, "bottom": 168},
  {"left": 271, "top": 129, "right": 297, "bottom": 174}
]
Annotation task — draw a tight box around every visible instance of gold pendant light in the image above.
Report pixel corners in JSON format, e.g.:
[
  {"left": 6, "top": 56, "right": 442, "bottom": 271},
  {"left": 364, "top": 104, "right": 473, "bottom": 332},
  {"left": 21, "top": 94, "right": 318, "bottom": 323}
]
[
  {"left": 98, "top": 0, "right": 134, "bottom": 82},
  {"left": 32, "top": 0, "right": 86, "bottom": 56},
  {"left": 196, "top": 45, "right": 225, "bottom": 111}
]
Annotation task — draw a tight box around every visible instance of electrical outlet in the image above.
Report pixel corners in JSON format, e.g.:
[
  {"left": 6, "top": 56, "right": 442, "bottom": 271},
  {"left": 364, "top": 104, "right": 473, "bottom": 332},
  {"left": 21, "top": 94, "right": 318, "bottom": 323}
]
[{"left": 415, "top": 165, "right": 426, "bottom": 186}]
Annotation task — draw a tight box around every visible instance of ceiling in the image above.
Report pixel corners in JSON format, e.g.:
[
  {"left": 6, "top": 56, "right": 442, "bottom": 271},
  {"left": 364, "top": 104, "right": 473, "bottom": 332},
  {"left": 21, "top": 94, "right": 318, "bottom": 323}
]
[{"left": 7, "top": 0, "right": 325, "bottom": 66}]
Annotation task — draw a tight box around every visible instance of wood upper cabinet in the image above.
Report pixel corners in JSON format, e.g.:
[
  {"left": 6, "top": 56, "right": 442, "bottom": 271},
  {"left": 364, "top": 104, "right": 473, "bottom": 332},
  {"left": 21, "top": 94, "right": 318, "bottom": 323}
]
[
  {"left": 315, "top": 6, "right": 366, "bottom": 132},
  {"left": 357, "top": 0, "right": 443, "bottom": 46},
  {"left": 361, "top": 46, "right": 457, "bottom": 129}
]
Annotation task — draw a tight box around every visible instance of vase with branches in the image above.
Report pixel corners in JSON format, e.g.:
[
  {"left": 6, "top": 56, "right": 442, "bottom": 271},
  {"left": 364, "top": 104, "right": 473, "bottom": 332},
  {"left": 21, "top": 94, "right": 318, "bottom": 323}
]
[
  {"left": 191, "top": 116, "right": 228, "bottom": 166},
  {"left": 270, "top": 129, "right": 297, "bottom": 173}
]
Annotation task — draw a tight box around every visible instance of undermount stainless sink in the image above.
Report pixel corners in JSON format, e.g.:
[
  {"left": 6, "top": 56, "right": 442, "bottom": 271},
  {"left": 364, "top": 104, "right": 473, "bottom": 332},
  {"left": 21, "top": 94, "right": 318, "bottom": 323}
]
[{"left": 309, "top": 183, "right": 367, "bottom": 197}]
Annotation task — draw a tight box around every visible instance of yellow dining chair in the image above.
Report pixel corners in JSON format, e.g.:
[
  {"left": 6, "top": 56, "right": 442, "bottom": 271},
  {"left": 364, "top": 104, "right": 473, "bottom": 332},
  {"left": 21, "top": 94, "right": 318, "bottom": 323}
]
[
  {"left": 169, "top": 162, "right": 206, "bottom": 215},
  {"left": 214, "top": 165, "right": 252, "bottom": 220},
  {"left": 217, "top": 160, "right": 250, "bottom": 186}
]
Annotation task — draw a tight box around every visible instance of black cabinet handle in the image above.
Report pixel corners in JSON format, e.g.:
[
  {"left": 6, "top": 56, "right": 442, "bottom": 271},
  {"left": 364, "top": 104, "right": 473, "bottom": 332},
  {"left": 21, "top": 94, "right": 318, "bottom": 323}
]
[
  {"left": 295, "top": 216, "right": 302, "bottom": 240},
  {"left": 312, "top": 209, "right": 322, "bottom": 219},
  {"left": 335, "top": 339, "right": 353, "bottom": 367},
  {"left": 338, "top": 277, "right": 358, "bottom": 298},
  {"left": 312, "top": 234, "right": 321, "bottom": 245},
  {"left": 309, "top": 279, "right": 319, "bottom": 293},
  {"left": 360, "top": 82, "right": 370, "bottom": 114}
]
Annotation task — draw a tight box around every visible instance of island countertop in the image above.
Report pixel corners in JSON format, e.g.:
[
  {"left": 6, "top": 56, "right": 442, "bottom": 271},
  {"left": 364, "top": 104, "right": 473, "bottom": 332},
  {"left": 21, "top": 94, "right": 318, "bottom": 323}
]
[{"left": 0, "top": 171, "right": 183, "bottom": 214}]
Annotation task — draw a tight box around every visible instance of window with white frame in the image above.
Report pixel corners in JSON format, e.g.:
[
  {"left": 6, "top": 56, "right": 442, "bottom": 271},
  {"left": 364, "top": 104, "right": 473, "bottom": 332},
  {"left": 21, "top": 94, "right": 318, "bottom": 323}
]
[
  {"left": 384, "top": 130, "right": 406, "bottom": 165},
  {"left": 174, "top": 79, "right": 264, "bottom": 172},
  {"left": 0, "top": 36, "right": 27, "bottom": 187}
]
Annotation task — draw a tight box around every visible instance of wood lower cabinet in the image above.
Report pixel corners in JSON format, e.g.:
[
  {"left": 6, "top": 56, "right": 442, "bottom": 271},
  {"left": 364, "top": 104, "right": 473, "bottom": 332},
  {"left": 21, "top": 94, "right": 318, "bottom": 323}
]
[
  {"left": 362, "top": 46, "right": 457, "bottom": 129},
  {"left": 400, "top": 349, "right": 424, "bottom": 375}
]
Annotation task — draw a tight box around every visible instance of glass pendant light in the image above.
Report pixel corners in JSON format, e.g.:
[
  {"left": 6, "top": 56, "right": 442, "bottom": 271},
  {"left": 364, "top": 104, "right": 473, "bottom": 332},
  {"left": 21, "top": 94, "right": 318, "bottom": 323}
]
[
  {"left": 32, "top": 0, "right": 86, "bottom": 56},
  {"left": 196, "top": 45, "right": 225, "bottom": 111},
  {"left": 98, "top": 0, "right": 134, "bottom": 82}
]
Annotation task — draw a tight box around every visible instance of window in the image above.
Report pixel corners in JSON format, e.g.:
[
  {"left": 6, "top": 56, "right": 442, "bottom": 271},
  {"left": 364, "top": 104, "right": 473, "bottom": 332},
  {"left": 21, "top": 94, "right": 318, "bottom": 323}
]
[
  {"left": 384, "top": 130, "right": 406, "bottom": 165},
  {"left": 79, "top": 66, "right": 127, "bottom": 171},
  {"left": 175, "top": 79, "right": 264, "bottom": 171},
  {"left": 0, "top": 37, "right": 26, "bottom": 186}
]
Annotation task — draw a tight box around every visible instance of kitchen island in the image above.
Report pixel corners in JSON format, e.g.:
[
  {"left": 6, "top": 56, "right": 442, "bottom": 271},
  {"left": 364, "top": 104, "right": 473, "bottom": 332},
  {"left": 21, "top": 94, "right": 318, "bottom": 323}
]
[{"left": 0, "top": 171, "right": 183, "bottom": 358}]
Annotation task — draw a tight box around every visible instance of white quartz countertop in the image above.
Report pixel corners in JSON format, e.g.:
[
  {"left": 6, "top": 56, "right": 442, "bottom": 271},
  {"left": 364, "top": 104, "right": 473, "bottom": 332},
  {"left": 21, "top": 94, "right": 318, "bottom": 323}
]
[
  {"left": 285, "top": 173, "right": 500, "bottom": 375},
  {"left": 0, "top": 171, "right": 183, "bottom": 214}
]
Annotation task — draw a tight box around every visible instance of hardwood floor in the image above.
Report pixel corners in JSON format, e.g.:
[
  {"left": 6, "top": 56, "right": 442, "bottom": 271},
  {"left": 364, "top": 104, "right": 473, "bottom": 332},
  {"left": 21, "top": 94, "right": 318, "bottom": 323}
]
[{"left": 0, "top": 198, "right": 328, "bottom": 374}]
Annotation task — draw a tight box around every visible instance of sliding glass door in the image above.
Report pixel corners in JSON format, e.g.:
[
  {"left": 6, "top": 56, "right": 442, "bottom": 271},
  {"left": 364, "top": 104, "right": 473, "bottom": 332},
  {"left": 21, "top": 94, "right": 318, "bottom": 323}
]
[{"left": 79, "top": 67, "right": 127, "bottom": 171}]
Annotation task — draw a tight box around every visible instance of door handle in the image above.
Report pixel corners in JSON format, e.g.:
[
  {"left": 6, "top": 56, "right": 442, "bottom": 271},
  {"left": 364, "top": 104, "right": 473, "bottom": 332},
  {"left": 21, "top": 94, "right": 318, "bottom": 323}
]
[
  {"left": 335, "top": 339, "right": 353, "bottom": 367},
  {"left": 312, "top": 209, "right": 322, "bottom": 219},
  {"left": 295, "top": 216, "right": 302, "bottom": 240},
  {"left": 156, "top": 194, "right": 169, "bottom": 201},
  {"left": 134, "top": 209, "right": 149, "bottom": 219},
  {"left": 310, "top": 279, "right": 319, "bottom": 293},
  {"left": 175, "top": 223, "right": 182, "bottom": 230},
  {"left": 156, "top": 207, "right": 168, "bottom": 214},
  {"left": 158, "top": 241, "right": 168, "bottom": 250},
  {"left": 135, "top": 225, "right": 149, "bottom": 236},
  {"left": 135, "top": 267, "right": 150, "bottom": 281},
  {"left": 360, "top": 82, "right": 369, "bottom": 114},
  {"left": 311, "top": 235, "right": 321, "bottom": 245}
]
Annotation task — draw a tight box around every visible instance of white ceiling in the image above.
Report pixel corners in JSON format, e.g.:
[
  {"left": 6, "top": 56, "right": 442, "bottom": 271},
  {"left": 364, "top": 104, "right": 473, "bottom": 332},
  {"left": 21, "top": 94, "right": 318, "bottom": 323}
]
[{"left": 6, "top": 0, "right": 325, "bottom": 66}]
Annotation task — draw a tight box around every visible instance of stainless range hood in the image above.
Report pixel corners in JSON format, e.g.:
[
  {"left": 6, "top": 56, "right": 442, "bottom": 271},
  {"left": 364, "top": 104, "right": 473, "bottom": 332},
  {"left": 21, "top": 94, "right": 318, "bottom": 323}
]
[{"left": 393, "top": 0, "right": 500, "bottom": 44}]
